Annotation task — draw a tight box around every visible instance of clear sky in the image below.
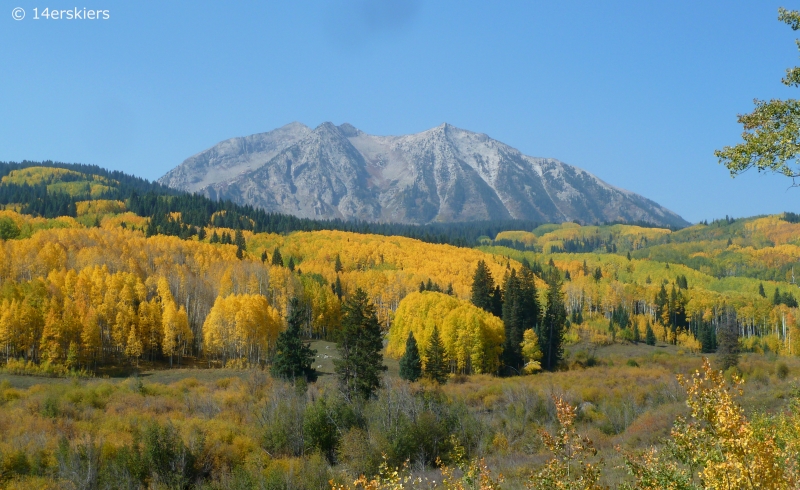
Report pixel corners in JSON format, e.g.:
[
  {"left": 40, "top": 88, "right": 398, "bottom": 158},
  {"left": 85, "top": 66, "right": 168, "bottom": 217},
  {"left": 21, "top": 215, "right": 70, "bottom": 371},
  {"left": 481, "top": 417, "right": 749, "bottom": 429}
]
[{"left": 1, "top": 0, "right": 798, "bottom": 224}]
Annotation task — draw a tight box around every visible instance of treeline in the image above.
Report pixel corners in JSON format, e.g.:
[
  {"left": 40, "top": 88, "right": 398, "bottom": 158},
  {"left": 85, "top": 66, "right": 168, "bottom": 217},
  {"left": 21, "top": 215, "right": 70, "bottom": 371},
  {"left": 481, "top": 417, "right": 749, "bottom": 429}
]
[{"left": 1, "top": 161, "right": 547, "bottom": 248}]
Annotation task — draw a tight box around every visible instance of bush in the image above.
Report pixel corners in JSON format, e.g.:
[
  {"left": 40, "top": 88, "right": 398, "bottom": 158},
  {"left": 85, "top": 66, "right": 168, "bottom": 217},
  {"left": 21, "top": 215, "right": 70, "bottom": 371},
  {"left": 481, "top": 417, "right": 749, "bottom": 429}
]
[
  {"left": 777, "top": 362, "right": 789, "bottom": 380},
  {"left": 626, "top": 359, "right": 639, "bottom": 367}
]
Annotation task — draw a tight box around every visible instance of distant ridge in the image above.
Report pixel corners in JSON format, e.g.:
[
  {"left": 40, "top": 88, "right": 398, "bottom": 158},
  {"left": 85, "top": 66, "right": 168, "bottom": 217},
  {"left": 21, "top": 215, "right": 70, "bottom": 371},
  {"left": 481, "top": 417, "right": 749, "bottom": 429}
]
[{"left": 159, "top": 122, "right": 689, "bottom": 228}]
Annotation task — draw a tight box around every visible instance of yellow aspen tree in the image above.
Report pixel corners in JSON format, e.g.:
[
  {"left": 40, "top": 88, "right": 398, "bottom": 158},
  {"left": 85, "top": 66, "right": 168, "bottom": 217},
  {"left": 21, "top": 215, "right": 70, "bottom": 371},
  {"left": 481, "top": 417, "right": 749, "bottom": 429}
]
[{"left": 125, "top": 326, "right": 143, "bottom": 366}]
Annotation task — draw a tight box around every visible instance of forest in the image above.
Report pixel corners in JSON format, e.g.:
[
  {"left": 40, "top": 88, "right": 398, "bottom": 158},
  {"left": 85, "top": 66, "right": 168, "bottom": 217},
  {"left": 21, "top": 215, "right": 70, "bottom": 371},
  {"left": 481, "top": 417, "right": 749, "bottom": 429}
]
[{"left": 0, "top": 164, "right": 798, "bottom": 488}]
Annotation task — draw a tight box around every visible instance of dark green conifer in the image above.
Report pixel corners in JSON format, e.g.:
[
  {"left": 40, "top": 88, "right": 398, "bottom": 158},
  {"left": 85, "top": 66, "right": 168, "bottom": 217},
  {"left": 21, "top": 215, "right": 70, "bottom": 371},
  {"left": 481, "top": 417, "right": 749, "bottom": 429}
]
[
  {"left": 288, "top": 257, "right": 295, "bottom": 272},
  {"left": 717, "top": 308, "right": 739, "bottom": 371},
  {"left": 334, "top": 254, "right": 343, "bottom": 273},
  {"left": 645, "top": 320, "right": 656, "bottom": 346},
  {"left": 424, "top": 325, "right": 449, "bottom": 384},
  {"left": 334, "top": 275, "right": 343, "bottom": 300},
  {"left": 334, "top": 288, "right": 386, "bottom": 400},
  {"left": 234, "top": 229, "right": 246, "bottom": 259},
  {"left": 758, "top": 283, "right": 766, "bottom": 298},
  {"left": 271, "top": 247, "right": 283, "bottom": 267},
  {"left": 470, "top": 260, "right": 495, "bottom": 314},
  {"left": 399, "top": 331, "right": 422, "bottom": 382},
  {"left": 540, "top": 274, "right": 566, "bottom": 371},
  {"left": 700, "top": 322, "right": 716, "bottom": 353},
  {"left": 271, "top": 298, "right": 317, "bottom": 382}
]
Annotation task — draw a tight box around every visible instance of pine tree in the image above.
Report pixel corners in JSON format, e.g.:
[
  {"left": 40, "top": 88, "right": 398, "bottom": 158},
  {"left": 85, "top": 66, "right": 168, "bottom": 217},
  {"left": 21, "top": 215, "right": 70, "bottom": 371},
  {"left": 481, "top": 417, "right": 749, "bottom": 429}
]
[
  {"left": 210, "top": 230, "right": 220, "bottom": 243},
  {"left": 539, "top": 274, "right": 566, "bottom": 371},
  {"left": 645, "top": 320, "right": 656, "bottom": 346},
  {"left": 272, "top": 247, "right": 283, "bottom": 267},
  {"left": 717, "top": 307, "right": 740, "bottom": 371},
  {"left": 399, "top": 331, "right": 422, "bottom": 382},
  {"left": 700, "top": 321, "right": 716, "bottom": 353},
  {"left": 271, "top": 298, "right": 317, "bottom": 382},
  {"left": 773, "top": 287, "right": 781, "bottom": 305},
  {"left": 632, "top": 320, "right": 641, "bottom": 343},
  {"left": 334, "top": 275, "right": 343, "bottom": 300},
  {"left": 501, "top": 268, "right": 540, "bottom": 375},
  {"left": 501, "top": 269, "right": 523, "bottom": 374},
  {"left": 197, "top": 227, "right": 206, "bottom": 240},
  {"left": 334, "top": 254, "right": 343, "bottom": 273},
  {"left": 335, "top": 288, "right": 386, "bottom": 400},
  {"left": 260, "top": 250, "right": 268, "bottom": 262},
  {"left": 424, "top": 325, "right": 449, "bottom": 384},
  {"left": 491, "top": 285, "right": 504, "bottom": 318},
  {"left": 758, "top": 283, "right": 766, "bottom": 297},
  {"left": 234, "top": 229, "right": 246, "bottom": 259},
  {"left": 287, "top": 257, "right": 295, "bottom": 272},
  {"left": 470, "top": 260, "right": 495, "bottom": 314}
]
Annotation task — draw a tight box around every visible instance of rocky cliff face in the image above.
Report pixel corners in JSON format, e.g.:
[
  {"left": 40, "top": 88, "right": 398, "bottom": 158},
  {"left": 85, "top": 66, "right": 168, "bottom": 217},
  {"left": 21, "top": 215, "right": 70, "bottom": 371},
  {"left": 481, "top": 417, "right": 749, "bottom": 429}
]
[{"left": 159, "top": 122, "right": 689, "bottom": 227}]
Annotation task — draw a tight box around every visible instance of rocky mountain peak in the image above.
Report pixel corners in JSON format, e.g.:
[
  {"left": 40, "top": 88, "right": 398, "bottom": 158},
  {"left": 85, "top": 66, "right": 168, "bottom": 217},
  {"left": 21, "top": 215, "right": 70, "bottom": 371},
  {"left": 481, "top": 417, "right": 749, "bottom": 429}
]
[{"left": 158, "top": 122, "right": 689, "bottom": 228}]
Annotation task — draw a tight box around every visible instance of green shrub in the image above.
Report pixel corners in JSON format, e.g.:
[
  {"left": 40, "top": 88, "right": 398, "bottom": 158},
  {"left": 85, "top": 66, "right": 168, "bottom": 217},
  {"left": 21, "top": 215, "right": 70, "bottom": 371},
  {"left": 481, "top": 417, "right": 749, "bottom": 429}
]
[{"left": 777, "top": 362, "right": 789, "bottom": 380}]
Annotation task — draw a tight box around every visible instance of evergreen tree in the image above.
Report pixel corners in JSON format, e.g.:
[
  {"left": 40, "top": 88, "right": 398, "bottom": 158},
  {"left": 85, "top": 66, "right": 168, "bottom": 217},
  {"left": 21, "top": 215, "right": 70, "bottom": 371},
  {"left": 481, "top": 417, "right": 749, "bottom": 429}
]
[
  {"left": 271, "top": 247, "right": 283, "bottom": 267},
  {"left": 470, "top": 260, "right": 495, "bottom": 314},
  {"left": 271, "top": 298, "right": 317, "bottom": 382},
  {"left": 260, "top": 250, "right": 267, "bottom": 262},
  {"left": 334, "top": 275, "right": 343, "bottom": 300},
  {"left": 700, "top": 321, "right": 716, "bottom": 353},
  {"left": 334, "top": 254, "right": 343, "bottom": 273},
  {"left": 197, "top": 227, "right": 206, "bottom": 240},
  {"left": 210, "top": 230, "right": 219, "bottom": 243},
  {"left": 423, "top": 325, "right": 449, "bottom": 384},
  {"left": 501, "top": 269, "right": 523, "bottom": 373},
  {"left": 717, "top": 308, "right": 740, "bottom": 371},
  {"left": 539, "top": 274, "right": 566, "bottom": 371},
  {"left": 645, "top": 320, "right": 656, "bottom": 346},
  {"left": 234, "top": 229, "right": 246, "bottom": 259},
  {"left": 758, "top": 282, "right": 766, "bottom": 297},
  {"left": 287, "top": 257, "right": 295, "bottom": 272},
  {"left": 334, "top": 288, "right": 386, "bottom": 400},
  {"left": 501, "top": 267, "right": 540, "bottom": 375},
  {"left": 398, "top": 331, "right": 422, "bottom": 382},
  {"left": 593, "top": 267, "right": 603, "bottom": 282},
  {"left": 632, "top": 320, "right": 641, "bottom": 343},
  {"left": 491, "top": 285, "right": 504, "bottom": 318},
  {"left": 774, "top": 287, "right": 781, "bottom": 305}
]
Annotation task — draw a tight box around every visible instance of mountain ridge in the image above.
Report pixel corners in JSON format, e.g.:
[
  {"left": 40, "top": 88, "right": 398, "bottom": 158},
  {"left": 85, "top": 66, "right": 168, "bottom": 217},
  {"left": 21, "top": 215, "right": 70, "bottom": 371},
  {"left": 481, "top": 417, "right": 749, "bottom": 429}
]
[{"left": 159, "top": 122, "right": 689, "bottom": 228}]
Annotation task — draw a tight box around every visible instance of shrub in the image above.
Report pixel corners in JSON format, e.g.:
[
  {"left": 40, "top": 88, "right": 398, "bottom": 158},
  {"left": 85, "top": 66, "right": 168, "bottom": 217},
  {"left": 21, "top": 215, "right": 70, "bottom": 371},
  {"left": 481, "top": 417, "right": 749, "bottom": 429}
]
[{"left": 777, "top": 362, "right": 789, "bottom": 380}]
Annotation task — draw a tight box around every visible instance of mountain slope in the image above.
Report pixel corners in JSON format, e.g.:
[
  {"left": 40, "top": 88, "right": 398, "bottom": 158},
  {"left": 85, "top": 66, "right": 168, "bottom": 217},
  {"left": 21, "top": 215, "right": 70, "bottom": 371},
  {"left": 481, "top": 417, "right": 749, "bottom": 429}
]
[{"left": 160, "top": 122, "right": 689, "bottom": 227}]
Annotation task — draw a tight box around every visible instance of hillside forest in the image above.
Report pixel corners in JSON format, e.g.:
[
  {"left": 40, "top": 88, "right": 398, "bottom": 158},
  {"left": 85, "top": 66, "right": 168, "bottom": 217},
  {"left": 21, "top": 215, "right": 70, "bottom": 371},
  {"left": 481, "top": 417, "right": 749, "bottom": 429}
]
[{"left": 0, "top": 164, "right": 799, "bottom": 489}]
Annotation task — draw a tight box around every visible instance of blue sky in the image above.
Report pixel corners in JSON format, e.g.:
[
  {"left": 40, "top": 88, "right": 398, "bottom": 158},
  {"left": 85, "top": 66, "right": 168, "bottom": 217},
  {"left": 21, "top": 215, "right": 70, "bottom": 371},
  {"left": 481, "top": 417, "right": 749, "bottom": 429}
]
[{"left": 1, "top": 0, "right": 798, "bottom": 224}]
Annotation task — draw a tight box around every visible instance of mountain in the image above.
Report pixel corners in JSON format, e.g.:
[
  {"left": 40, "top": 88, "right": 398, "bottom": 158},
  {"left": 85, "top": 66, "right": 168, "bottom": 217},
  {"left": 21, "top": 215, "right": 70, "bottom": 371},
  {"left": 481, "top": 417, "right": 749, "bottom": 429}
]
[{"left": 159, "top": 122, "right": 689, "bottom": 228}]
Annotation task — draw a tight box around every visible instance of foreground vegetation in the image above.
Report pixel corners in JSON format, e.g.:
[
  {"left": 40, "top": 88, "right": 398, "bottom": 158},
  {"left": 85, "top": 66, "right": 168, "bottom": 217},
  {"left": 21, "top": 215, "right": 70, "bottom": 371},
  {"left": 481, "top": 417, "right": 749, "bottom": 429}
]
[{"left": 0, "top": 349, "right": 797, "bottom": 489}]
